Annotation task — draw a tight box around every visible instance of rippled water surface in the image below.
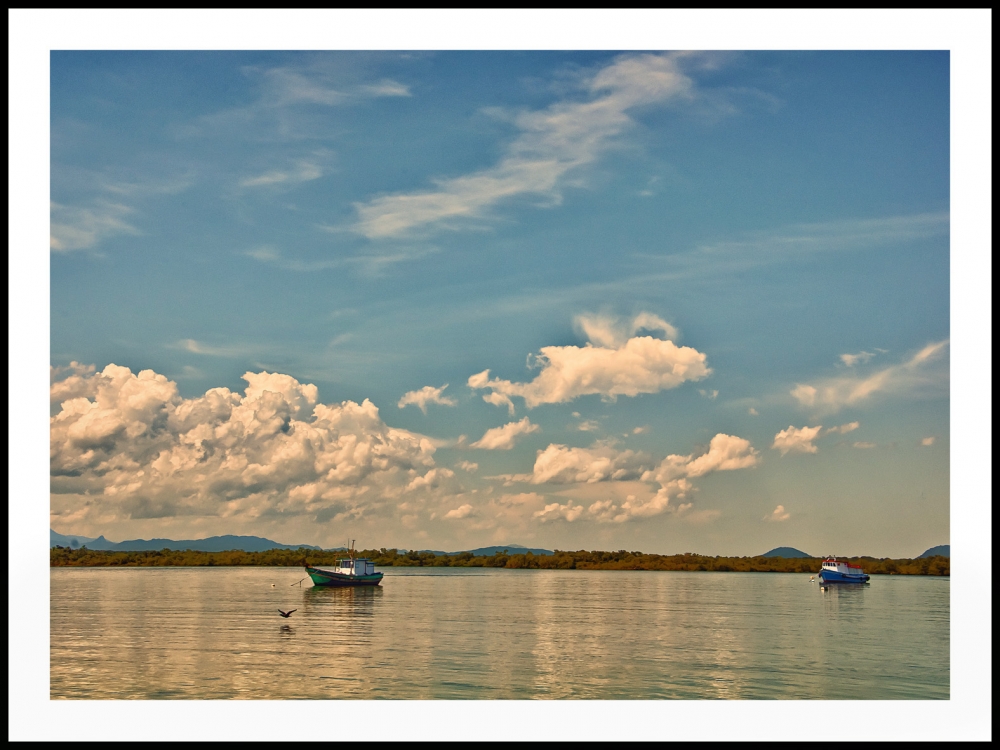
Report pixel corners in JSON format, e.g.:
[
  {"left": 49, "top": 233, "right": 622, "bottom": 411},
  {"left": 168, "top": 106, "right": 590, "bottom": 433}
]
[{"left": 50, "top": 567, "right": 948, "bottom": 699}]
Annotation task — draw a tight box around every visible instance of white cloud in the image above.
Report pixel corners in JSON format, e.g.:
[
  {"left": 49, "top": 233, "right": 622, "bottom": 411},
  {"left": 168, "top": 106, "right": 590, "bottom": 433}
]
[
  {"left": 772, "top": 425, "right": 823, "bottom": 455},
  {"left": 840, "top": 350, "right": 876, "bottom": 367},
  {"left": 825, "top": 421, "right": 860, "bottom": 435},
  {"left": 531, "top": 444, "right": 648, "bottom": 484},
  {"left": 852, "top": 442, "right": 877, "bottom": 449},
  {"left": 533, "top": 501, "right": 584, "bottom": 523},
  {"left": 748, "top": 407, "right": 759, "bottom": 416},
  {"left": 443, "top": 503, "right": 474, "bottom": 520},
  {"left": 530, "top": 433, "right": 757, "bottom": 522},
  {"left": 699, "top": 389, "right": 719, "bottom": 400},
  {"left": 574, "top": 311, "right": 678, "bottom": 348},
  {"left": 455, "top": 460, "right": 479, "bottom": 472},
  {"left": 764, "top": 505, "right": 791, "bottom": 522},
  {"left": 350, "top": 53, "right": 694, "bottom": 240},
  {"left": 50, "top": 200, "right": 141, "bottom": 251},
  {"left": 792, "top": 341, "right": 949, "bottom": 415},
  {"left": 397, "top": 384, "right": 457, "bottom": 414},
  {"left": 468, "top": 313, "right": 710, "bottom": 409},
  {"left": 921, "top": 437, "right": 936, "bottom": 447},
  {"left": 470, "top": 417, "right": 540, "bottom": 450},
  {"left": 240, "top": 159, "right": 324, "bottom": 188},
  {"left": 50, "top": 365, "right": 440, "bottom": 529},
  {"left": 576, "top": 420, "right": 600, "bottom": 432},
  {"left": 632, "top": 425, "right": 649, "bottom": 434},
  {"left": 480, "top": 390, "right": 516, "bottom": 415},
  {"left": 171, "top": 339, "right": 257, "bottom": 358},
  {"left": 405, "top": 467, "right": 455, "bottom": 492}
]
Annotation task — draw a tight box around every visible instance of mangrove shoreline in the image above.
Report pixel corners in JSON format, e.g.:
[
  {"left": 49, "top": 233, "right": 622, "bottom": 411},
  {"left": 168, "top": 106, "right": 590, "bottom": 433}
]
[{"left": 50, "top": 546, "right": 950, "bottom": 575}]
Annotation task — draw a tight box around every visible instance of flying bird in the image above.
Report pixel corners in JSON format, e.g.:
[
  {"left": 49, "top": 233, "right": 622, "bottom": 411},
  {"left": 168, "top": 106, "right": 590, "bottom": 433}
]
[{"left": 278, "top": 609, "right": 297, "bottom": 618}]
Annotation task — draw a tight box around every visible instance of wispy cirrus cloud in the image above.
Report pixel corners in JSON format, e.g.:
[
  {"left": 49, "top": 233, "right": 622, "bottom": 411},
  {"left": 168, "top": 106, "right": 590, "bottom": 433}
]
[
  {"left": 169, "top": 339, "right": 262, "bottom": 358},
  {"left": 350, "top": 53, "right": 696, "bottom": 240},
  {"left": 791, "top": 341, "right": 949, "bottom": 415},
  {"left": 240, "top": 159, "right": 324, "bottom": 188},
  {"left": 179, "top": 62, "right": 411, "bottom": 141},
  {"left": 50, "top": 201, "right": 141, "bottom": 252}
]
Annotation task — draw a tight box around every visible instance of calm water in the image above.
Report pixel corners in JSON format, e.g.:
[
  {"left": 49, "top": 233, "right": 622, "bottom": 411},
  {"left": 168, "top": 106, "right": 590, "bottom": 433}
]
[{"left": 50, "top": 567, "right": 949, "bottom": 699}]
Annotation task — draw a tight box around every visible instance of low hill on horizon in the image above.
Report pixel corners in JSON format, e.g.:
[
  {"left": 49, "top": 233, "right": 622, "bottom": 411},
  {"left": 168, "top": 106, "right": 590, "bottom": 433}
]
[
  {"left": 918, "top": 545, "right": 950, "bottom": 558},
  {"left": 52, "top": 530, "right": 555, "bottom": 556},
  {"left": 50, "top": 530, "right": 322, "bottom": 553},
  {"left": 761, "top": 547, "right": 812, "bottom": 558}
]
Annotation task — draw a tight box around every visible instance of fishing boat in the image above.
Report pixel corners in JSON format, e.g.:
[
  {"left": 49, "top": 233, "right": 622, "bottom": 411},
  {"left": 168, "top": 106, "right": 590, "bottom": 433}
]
[
  {"left": 818, "top": 557, "right": 870, "bottom": 584},
  {"left": 305, "top": 541, "right": 383, "bottom": 587}
]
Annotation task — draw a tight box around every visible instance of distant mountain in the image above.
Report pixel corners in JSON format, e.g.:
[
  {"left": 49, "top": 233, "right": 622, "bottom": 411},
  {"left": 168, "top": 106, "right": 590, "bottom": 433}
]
[
  {"left": 461, "top": 545, "right": 553, "bottom": 557},
  {"left": 50, "top": 530, "right": 321, "bottom": 552},
  {"left": 761, "top": 547, "right": 813, "bottom": 558},
  {"left": 918, "top": 545, "right": 950, "bottom": 558},
  {"left": 52, "top": 531, "right": 548, "bottom": 557},
  {"left": 50, "top": 530, "right": 100, "bottom": 549}
]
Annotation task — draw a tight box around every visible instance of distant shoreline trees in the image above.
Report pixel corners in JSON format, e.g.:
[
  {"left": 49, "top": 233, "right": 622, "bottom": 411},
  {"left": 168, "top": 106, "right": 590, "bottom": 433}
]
[{"left": 49, "top": 546, "right": 949, "bottom": 575}]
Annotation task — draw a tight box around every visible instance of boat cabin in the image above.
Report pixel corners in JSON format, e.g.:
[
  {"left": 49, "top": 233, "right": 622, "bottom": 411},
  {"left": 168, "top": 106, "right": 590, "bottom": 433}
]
[
  {"left": 336, "top": 558, "right": 375, "bottom": 576},
  {"left": 822, "top": 558, "right": 864, "bottom": 575}
]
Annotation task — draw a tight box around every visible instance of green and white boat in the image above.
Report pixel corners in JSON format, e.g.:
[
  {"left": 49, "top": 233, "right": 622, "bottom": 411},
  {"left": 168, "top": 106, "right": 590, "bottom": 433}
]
[{"left": 305, "top": 545, "right": 383, "bottom": 587}]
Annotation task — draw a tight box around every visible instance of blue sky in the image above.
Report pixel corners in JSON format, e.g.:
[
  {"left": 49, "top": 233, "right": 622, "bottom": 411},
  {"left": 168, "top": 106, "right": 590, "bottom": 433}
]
[{"left": 46, "top": 49, "right": 956, "bottom": 556}]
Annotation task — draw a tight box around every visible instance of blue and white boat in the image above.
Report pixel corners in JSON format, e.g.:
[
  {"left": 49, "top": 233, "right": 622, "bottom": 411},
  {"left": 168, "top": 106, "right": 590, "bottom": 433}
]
[{"left": 818, "top": 557, "right": 870, "bottom": 584}]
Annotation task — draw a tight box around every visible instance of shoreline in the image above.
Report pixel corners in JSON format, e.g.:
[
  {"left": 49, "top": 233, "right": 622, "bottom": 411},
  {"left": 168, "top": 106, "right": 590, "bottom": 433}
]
[{"left": 50, "top": 547, "right": 950, "bottom": 575}]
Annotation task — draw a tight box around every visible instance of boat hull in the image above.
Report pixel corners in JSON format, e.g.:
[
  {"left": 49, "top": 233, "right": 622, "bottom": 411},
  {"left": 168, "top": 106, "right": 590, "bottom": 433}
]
[
  {"left": 819, "top": 569, "right": 870, "bottom": 583},
  {"left": 305, "top": 565, "right": 383, "bottom": 587}
]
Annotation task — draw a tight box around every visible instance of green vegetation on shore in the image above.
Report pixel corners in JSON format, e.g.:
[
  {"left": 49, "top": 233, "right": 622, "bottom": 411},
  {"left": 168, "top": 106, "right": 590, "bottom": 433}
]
[{"left": 50, "top": 545, "right": 949, "bottom": 575}]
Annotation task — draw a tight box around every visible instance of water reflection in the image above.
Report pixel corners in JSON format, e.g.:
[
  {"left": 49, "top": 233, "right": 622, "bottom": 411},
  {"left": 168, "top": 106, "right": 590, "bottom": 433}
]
[{"left": 50, "top": 568, "right": 949, "bottom": 699}]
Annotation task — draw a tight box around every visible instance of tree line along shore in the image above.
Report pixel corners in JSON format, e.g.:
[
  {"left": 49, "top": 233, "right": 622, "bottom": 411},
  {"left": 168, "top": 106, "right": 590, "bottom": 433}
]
[{"left": 50, "top": 546, "right": 950, "bottom": 575}]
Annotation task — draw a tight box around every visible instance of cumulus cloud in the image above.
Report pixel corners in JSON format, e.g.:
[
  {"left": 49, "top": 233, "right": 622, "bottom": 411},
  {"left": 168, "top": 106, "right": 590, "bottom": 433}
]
[
  {"left": 764, "top": 505, "right": 791, "bottom": 522},
  {"left": 470, "top": 417, "right": 540, "bottom": 450},
  {"left": 533, "top": 501, "right": 584, "bottom": 523},
  {"left": 531, "top": 443, "right": 649, "bottom": 484},
  {"left": 699, "top": 389, "right": 719, "bottom": 400},
  {"left": 468, "top": 313, "right": 710, "bottom": 409},
  {"left": 50, "top": 365, "right": 441, "bottom": 529},
  {"left": 748, "top": 407, "right": 759, "bottom": 416},
  {"left": 772, "top": 425, "right": 823, "bottom": 455},
  {"left": 443, "top": 503, "right": 474, "bottom": 520},
  {"left": 921, "top": 437, "right": 936, "bottom": 447},
  {"left": 455, "top": 460, "right": 479, "bottom": 472},
  {"left": 526, "top": 433, "right": 757, "bottom": 522},
  {"left": 350, "top": 53, "right": 695, "bottom": 240},
  {"left": 792, "top": 341, "right": 949, "bottom": 415},
  {"left": 397, "top": 384, "right": 458, "bottom": 414}
]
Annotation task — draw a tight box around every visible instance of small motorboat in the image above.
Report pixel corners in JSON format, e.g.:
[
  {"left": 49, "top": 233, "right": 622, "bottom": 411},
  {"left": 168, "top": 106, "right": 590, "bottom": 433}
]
[
  {"left": 305, "top": 541, "right": 383, "bottom": 587},
  {"left": 818, "top": 557, "right": 870, "bottom": 584}
]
